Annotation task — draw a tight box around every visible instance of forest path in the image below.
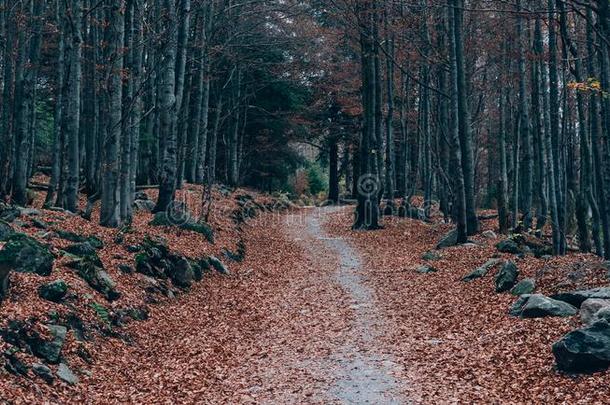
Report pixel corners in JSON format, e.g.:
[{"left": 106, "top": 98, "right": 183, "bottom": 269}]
[
  {"left": 75, "top": 206, "right": 408, "bottom": 404},
  {"left": 288, "top": 206, "right": 404, "bottom": 404}
]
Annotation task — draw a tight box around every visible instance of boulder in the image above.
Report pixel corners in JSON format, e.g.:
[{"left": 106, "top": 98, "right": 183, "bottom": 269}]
[
  {"left": 553, "top": 321, "right": 610, "bottom": 373},
  {"left": 422, "top": 251, "right": 441, "bottom": 261},
  {"left": 496, "top": 239, "right": 522, "bottom": 254},
  {"left": 416, "top": 265, "right": 438, "bottom": 274},
  {"left": 38, "top": 280, "right": 69, "bottom": 302},
  {"left": 510, "top": 278, "right": 536, "bottom": 296},
  {"left": 580, "top": 299, "right": 610, "bottom": 325},
  {"left": 436, "top": 229, "right": 458, "bottom": 249},
  {"left": 551, "top": 287, "right": 610, "bottom": 308},
  {"left": 495, "top": 261, "right": 519, "bottom": 292},
  {"left": 32, "top": 363, "right": 54, "bottom": 384},
  {"left": 462, "top": 258, "right": 502, "bottom": 282},
  {"left": 57, "top": 363, "right": 79, "bottom": 385},
  {"left": 0, "top": 233, "right": 54, "bottom": 276},
  {"left": 208, "top": 256, "right": 229, "bottom": 275},
  {"left": 510, "top": 294, "right": 577, "bottom": 318}
]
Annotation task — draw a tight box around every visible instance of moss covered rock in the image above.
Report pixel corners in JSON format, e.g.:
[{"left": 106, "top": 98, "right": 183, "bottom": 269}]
[
  {"left": 38, "top": 280, "right": 69, "bottom": 302},
  {"left": 0, "top": 233, "right": 54, "bottom": 276}
]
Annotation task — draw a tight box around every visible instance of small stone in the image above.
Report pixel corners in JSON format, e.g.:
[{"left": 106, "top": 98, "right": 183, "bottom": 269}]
[
  {"left": 38, "top": 280, "right": 69, "bottom": 302},
  {"left": 57, "top": 363, "right": 79, "bottom": 385},
  {"left": 510, "top": 294, "right": 577, "bottom": 318},
  {"left": 421, "top": 251, "right": 441, "bottom": 261},
  {"left": 32, "top": 363, "right": 54, "bottom": 384},
  {"left": 208, "top": 256, "right": 229, "bottom": 275},
  {"left": 495, "top": 261, "right": 519, "bottom": 293},
  {"left": 436, "top": 229, "right": 458, "bottom": 249},
  {"left": 18, "top": 207, "right": 41, "bottom": 216},
  {"left": 416, "top": 265, "right": 437, "bottom": 274},
  {"left": 34, "top": 325, "right": 67, "bottom": 364},
  {"left": 496, "top": 239, "right": 522, "bottom": 254},
  {"left": 482, "top": 230, "right": 497, "bottom": 239},
  {"left": 462, "top": 258, "right": 502, "bottom": 282},
  {"left": 580, "top": 299, "right": 610, "bottom": 325},
  {"left": 510, "top": 278, "right": 536, "bottom": 296},
  {"left": 63, "top": 242, "right": 97, "bottom": 258},
  {"left": 133, "top": 199, "right": 155, "bottom": 212}
]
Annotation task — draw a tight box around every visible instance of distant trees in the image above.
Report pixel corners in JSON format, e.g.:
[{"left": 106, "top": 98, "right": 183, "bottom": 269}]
[
  {"left": 2, "top": 0, "right": 610, "bottom": 259},
  {"left": 311, "top": 0, "right": 610, "bottom": 257},
  {"left": 0, "top": 0, "right": 312, "bottom": 226}
]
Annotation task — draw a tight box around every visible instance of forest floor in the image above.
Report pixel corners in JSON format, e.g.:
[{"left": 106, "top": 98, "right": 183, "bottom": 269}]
[{"left": 3, "top": 198, "right": 610, "bottom": 403}]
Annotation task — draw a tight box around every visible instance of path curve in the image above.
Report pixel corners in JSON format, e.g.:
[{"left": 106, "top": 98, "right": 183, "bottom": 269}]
[{"left": 291, "top": 206, "right": 403, "bottom": 404}]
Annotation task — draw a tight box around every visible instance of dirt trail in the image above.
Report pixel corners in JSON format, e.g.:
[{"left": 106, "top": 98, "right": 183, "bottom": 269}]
[
  {"left": 297, "top": 207, "right": 403, "bottom": 404},
  {"left": 67, "top": 206, "right": 407, "bottom": 404}
]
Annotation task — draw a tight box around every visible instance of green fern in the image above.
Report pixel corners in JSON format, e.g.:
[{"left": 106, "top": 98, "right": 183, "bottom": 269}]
[{"left": 90, "top": 302, "right": 111, "bottom": 329}]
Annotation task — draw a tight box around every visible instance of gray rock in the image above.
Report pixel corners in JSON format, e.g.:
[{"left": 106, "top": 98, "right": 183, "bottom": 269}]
[
  {"left": 57, "top": 363, "right": 79, "bottom": 385},
  {"left": 18, "top": 207, "right": 41, "bottom": 216},
  {"left": 32, "top": 363, "right": 54, "bottom": 384},
  {"left": 462, "top": 258, "right": 502, "bottom": 282},
  {"left": 135, "top": 191, "right": 149, "bottom": 201},
  {"left": 580, "top": 299, "right": 610, "bottom": 325},
  {"left": 510, "top": 294, "right": 578, "bottom": 318},
  {"left": 70, "top": 258, "right": 120, "bottom": 301},
  {"left": 169, "top": 256, "right": 194, "bottom": 288},
  {"left": 510, "top": 278, "right": 536, "bottom": 296},
  {"left": 482, "top": 230, "right": 497, "bottom": 239},
  {"left": 0, "top": 233, "right": 54, "bottom": 276},
  {"left": 436, "top": 229, "right": 458, "bottom": 249},
  {"left": 422, "top": 251, "right": 441, "bottom": 261},
  {"left": 553, "top": 321, "right": 610, "bottom": 373},
  {"left": 35, "top": 325, "right": 67, "bottom": 364},
  {"left": 133, "top": 199, "right": 155, "bottom": 212},
  {"left": 496, "top": 239, "right": 522, "bottom": 254},
  {"left": 38, "top": 280, "right": 69, "bottom": 302},
  {"left": 208, "top": 256, "right": 229, "bottom": 275},
  {"left": 495, "top": 261, "right": 519, "bottom": 292},
  {"left": 593, "top": 306, "right": 610, "bottom": 323},
  {"left": 551, "top": 287, "right": 610, "bottom": 308},
  {"left": 63, "top": 242, "right": 98, "bottom": 258},
  {"left": 416, "top": 265, "right": 438, "bottom": 274}
]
